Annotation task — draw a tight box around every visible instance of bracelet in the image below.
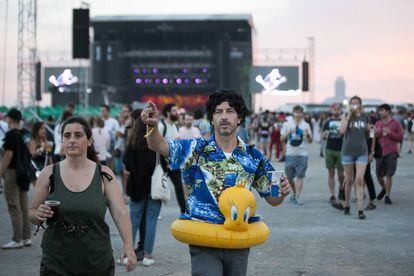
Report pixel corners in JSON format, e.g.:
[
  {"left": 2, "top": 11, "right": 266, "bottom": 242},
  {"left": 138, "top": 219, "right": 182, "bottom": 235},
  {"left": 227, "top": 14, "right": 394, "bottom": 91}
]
[{"left": 144, "top": 125, "right": 156, "bottom": 138}]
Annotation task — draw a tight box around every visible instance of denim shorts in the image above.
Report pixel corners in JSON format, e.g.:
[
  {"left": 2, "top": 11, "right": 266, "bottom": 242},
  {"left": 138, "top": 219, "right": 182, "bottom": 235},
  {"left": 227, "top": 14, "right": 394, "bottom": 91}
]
[{"left": 341, "top": 153, "right": 368, "bottom": 165}]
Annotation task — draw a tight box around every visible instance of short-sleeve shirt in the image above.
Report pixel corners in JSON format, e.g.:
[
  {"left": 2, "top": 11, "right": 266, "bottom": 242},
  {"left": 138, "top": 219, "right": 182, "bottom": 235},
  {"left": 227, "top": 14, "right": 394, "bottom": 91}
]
[
  {"left": 168, "top": 135, "right": 274, "bottom": 224},
  {"left": 342, "top": 114, "right": 370, "bottom": 156},
  {"left": 323, "top": 118, "right": 343, "bottom": 151},
  {"left": 281, "top": 120, "right": 311, "bottom": 156},
  {"left": 3, "top": 128, "right": 31, "bottom": 168}
]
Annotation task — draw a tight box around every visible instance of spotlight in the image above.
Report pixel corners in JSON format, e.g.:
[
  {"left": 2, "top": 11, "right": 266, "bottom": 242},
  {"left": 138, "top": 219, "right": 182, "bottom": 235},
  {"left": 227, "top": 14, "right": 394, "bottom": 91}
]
[
  {"left": 135, "top": 78, "right": 142, "bottom": 84},
  {"left": 133, "top": 68, "right": 139, "bottom": 74},
  {"left": 195, "top": 78, "right": 201, "bottom": 84},
  {"left": 162, "top": 78, "right": 168, "bottom": 84},
  {"left": 176, "top": 78, "right": 182, "bottom": 84},
  {"left": 152, "top": 68, "right": 158, "bottom": 74},
  {"left": 184, "top": 79, "right": 190, "bottom": 84},
  {"left": 202, "top": 67, "right": 208, "bottom": 73},
  {"left": 155, "top": 79, "right": 161, "bottom": 84},
  {"left": 144, "top": 78, "right": 150, "bottom": 84},
  {"left": 142, "top": 68, "right": 147, "bottom": 74},
  {"left": 183, "top": 68, "right": 189, "bottom": 74}
]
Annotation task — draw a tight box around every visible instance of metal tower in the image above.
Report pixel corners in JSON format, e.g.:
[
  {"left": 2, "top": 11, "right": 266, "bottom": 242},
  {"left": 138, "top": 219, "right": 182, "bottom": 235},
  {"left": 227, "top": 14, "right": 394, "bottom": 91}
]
[{"left": 17, "top": 0, "right": 37, "bottom": 107}]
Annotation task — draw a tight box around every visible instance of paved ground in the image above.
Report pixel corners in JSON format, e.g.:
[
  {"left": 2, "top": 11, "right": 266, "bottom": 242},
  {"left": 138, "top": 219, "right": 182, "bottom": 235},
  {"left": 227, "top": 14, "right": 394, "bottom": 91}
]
[{"left": 1, "top": 142, "right": 414, "bottom": 276}]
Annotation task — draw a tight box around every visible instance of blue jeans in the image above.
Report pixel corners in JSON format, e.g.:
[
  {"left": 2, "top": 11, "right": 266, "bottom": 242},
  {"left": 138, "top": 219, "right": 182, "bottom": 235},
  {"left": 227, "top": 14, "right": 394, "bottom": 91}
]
[{"left": 129, "top": 196, "right": 161, "bottom": 254}]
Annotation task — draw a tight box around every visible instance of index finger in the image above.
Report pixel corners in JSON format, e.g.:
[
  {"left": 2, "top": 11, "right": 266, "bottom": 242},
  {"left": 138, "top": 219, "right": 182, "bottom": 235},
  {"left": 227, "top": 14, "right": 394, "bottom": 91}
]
[{"left": 147, "top": 102, "right": 157, "bottom": 110}]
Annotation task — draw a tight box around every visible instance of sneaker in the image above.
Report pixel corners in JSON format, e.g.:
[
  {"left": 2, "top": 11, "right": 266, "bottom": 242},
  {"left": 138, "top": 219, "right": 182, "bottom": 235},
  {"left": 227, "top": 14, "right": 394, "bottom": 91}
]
[
  {"left": 344, "top": 206, "right": 351, "bottom": 215},
  {"left": 377, "top": 189, "right": 386, "bottom": 200},
  {"left": 295, "top": 198, "right": 304, "bottom": 205},
  {"left": 385, "top": 196, "right": 393, "bottom": 205},
  {"left": 142, "top": 257, "right": 154, "bottom": 267},
  {"left": 364, "top": 203, "right": 376, "bottom": 210},
  {"left": 408, "top": 150, "right": 412, "bottom": 154},
  {"left": 1, "top": 240, "right": 23, "bottom": 249},
  {"left": 331, "top": 202, "right": 344, "bottom": 211},
  {"left": 358, "top": 211, "right": 366, "bottom": 220},
  {"left": 278, "top": 156, "right": 286, "bottom": 162},
  {"left": 23, "top": 239, "right": 32, "bottom": 247},
  {"left": 116, "top": 257, "right": 128, "bottom": 266},
  {"left": 289, "top": 194, "right": 296, "bottom": 203},
  {"left": 329, "top": 196, "right": 336, "bottom": 204}
]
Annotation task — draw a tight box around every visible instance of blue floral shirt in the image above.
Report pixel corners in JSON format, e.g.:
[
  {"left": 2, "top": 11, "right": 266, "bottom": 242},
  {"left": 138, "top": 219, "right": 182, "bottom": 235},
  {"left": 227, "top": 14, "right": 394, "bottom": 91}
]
[{"left": 168, "top": 135, "right": 274, "bottom": 224}]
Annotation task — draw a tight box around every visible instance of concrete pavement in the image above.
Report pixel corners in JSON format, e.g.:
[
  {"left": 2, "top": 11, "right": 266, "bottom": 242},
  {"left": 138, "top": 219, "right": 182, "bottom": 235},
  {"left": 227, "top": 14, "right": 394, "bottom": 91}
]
[{"left": 1, "top": 142, "right": 414, "bottom": 276}]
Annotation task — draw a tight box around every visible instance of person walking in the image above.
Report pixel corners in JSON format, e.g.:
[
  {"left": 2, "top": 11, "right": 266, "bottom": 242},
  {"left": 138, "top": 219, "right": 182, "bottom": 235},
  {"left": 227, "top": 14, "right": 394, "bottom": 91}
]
[
  {"left": 375, "top": 104, "right": 404, "bottom": 204},
  {"left": 322, "top": 104, "right": 344, "bottom": 204},
  {"left": 0, "top": 109, "right": 32, "bottom": 249},
  {"left": 141, "top": 90, "right": 291, "bottom": 276},
  {"left": 338, "top": 96, "right": 371, "bottom": 219},
  {"left": 29, "top": 117, "right": 136, "bottom": 274},
  {"left": 281, "top": 105, "right": 312, "bottom": 205},
  {"left": 123, "top": 109, "right": 162, "bottom": 267}
]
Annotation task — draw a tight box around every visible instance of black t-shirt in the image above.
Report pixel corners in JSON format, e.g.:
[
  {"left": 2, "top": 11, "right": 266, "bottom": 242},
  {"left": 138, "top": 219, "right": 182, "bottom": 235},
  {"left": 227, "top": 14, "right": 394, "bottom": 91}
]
[
  {"left": 3, "top": 128, "right": 31, "bottom": 169},
  {"left": 323, "top": 118, "right": 343, "bottom": 151}
]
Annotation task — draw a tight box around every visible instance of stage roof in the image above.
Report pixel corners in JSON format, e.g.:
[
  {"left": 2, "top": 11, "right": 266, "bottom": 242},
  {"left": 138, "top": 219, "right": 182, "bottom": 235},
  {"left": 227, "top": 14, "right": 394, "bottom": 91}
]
[{"left": 92, "top": 14, "right": 254, "bottom": 27}]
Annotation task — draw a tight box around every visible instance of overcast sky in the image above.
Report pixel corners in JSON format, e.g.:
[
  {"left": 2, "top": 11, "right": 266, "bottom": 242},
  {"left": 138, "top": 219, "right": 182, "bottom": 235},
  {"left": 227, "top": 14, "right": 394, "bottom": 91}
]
[{"left": 1, "top": 0, "right": 413, "bottom": 108}]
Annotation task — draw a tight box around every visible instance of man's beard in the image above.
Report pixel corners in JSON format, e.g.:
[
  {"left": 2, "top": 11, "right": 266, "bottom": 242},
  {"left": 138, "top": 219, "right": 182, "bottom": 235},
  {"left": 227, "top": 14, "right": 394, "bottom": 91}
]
[{"left": 170, "top": 114, "right": 179, "bottom": 122}]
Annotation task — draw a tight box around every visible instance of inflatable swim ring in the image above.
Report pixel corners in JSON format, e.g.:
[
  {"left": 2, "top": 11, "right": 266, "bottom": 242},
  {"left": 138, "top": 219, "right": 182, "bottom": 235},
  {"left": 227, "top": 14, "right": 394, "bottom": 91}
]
[{"left": 171, "top": 184, "right": 270, "bottom": 249}]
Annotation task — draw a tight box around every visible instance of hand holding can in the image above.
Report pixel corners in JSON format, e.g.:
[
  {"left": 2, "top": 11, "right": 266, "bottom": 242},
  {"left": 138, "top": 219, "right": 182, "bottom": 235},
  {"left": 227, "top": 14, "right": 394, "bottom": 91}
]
[{"left": 268, "top": 170, "right": 284, "bottom": 197}]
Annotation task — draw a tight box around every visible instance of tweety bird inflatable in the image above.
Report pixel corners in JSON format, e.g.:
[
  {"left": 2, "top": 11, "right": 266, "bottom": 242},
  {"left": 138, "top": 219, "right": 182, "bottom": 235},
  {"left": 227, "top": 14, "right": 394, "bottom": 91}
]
[{"left": 171, "top": 184, "right": 270, "bottom": 249}]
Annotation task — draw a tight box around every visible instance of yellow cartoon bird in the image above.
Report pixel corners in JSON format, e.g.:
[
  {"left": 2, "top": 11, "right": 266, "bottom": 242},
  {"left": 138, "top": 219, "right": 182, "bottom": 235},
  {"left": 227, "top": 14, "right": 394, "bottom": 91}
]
[{"left": 171, "top": 184, "right": 269, "bottom": 249}]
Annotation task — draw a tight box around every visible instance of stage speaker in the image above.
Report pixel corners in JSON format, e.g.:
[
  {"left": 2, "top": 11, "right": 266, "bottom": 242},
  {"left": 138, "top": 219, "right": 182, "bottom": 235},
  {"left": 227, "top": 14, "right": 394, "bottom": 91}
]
[
  {"left": 35, "top": 61, "right": 42, "bottom": 101},
  {"left": 302, "top": 61, "right": 309, "bottom": 91},
  {"left": 72, "top": 9, "right": 90, "bottom": 59}
]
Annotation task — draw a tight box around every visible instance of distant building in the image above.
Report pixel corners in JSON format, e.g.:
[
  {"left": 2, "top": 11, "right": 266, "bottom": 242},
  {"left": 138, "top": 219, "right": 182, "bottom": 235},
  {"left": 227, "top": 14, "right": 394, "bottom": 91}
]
[{"left": 335, "top": 76, "right": 346, "bottom": 102}]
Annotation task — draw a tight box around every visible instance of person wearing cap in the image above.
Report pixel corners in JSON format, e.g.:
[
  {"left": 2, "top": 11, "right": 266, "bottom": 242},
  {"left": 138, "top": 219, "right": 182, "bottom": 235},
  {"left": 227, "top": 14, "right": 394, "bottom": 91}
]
[{"left": 0, "top": 109, "right": 32, "bottom": 249}]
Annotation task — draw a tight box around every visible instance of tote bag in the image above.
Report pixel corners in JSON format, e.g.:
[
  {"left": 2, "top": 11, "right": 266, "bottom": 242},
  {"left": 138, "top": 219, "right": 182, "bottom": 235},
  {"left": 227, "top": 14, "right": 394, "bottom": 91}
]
[{"left": 151, "top": 154, "right": 171, "bottom": 203}]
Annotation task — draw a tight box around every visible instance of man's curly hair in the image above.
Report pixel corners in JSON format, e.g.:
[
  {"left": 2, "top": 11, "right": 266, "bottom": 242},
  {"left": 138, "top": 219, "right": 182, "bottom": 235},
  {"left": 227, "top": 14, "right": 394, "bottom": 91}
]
[{"left": 205, "top": 89, "right": 249, "bottom": 125}]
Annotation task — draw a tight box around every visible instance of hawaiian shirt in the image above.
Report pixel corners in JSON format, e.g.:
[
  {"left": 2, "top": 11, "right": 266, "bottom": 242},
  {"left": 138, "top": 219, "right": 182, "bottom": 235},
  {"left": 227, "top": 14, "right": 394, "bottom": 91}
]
[{"left": 168, "top": 135, "right": 274, "bottom": 224}]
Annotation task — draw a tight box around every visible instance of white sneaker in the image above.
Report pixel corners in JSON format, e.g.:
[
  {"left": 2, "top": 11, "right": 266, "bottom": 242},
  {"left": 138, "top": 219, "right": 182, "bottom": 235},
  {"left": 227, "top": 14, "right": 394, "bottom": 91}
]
[
  {"left": 142, "top": 257, "right": 154, "bottom": 266},
  {"left": 23, "top": 239, "right": 32, "bottom": 247},
  {"left": 116, "top": 257, "right": 128, "bottom": 266},
  {"left": 1, "top": 240, "right": 23, "bottom": 249}
]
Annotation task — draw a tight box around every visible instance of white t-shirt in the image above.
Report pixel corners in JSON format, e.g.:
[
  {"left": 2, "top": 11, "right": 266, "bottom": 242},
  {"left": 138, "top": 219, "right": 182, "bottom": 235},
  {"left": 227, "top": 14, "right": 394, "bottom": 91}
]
[
  {"left": 104, "top": 117, "right": 120, "bottom": 138},
  {"left": 0, "top": 120, "right": 9, "bottom": 148},
  {"left": 53, "top": 122, "right": 62, "bottom": 155},
  {"left": 281, "top": 120, "right": 312, "bottom": 156},
  {"left": 178, "top": 126, "right": 202, "bottom": 140},
  {"left": 92, "top": 127, "right": 111, "bottom": 161},
  {"left": 158, "top": 120, "right": 179, "bottom": 139}
]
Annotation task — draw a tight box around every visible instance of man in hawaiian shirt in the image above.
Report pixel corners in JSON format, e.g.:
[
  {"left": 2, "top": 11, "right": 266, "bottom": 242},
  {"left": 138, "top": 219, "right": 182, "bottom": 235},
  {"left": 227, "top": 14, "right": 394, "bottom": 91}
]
[{"left": 141, "top": 90, "right": 291, "bottom": 276}]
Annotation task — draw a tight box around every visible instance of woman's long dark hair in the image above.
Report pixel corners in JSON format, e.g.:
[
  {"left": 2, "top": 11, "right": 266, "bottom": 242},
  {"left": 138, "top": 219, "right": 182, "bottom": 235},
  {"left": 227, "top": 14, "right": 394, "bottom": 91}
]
[
  {"left": 31, "top": 122, "right": 45, "bottom": 141},
  {"left": 126, "top": 109, "right": 148, "bottom": 150},
  {"left": 60, "top": 116, "right": 98, "bottom": 163}
]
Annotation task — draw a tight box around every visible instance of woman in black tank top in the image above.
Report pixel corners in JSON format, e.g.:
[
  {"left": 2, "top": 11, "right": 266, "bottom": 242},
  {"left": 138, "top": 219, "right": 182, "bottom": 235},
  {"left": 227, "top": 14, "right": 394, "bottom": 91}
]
[{"left": 29, "top": 117, "right": 137, "bottom": 274}]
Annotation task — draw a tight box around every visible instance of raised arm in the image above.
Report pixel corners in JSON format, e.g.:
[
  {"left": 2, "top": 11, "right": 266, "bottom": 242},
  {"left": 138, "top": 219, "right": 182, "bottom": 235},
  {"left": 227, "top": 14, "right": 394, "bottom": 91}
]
[
  {"left": 339, "top": 113, "right": 350, "bottom": 135},
  {"left": 141, "top": 102, "right": 170, "bottom": 157}
]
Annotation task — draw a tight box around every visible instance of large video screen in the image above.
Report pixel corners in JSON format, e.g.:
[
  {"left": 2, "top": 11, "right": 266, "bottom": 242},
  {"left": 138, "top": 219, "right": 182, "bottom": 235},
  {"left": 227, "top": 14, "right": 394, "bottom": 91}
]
[
  {"left": 44, "top": 66, "right": 88, "bottom": 93},
  {"left": 250, "top": 66, "right": 299, "bottom": 93}
]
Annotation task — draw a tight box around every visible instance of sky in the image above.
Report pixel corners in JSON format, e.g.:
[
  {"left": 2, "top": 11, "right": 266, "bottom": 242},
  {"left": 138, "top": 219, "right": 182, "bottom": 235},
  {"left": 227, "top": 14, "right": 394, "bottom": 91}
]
[{"left": 1, "top": 0, "right": 413, "bottom": 109}]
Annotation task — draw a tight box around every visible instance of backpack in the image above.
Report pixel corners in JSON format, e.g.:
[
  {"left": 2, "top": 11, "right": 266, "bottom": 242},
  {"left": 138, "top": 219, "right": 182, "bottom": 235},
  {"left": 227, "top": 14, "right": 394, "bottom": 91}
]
[{"left": 14, "top": 130, "right": 33, "bottom": 191}]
